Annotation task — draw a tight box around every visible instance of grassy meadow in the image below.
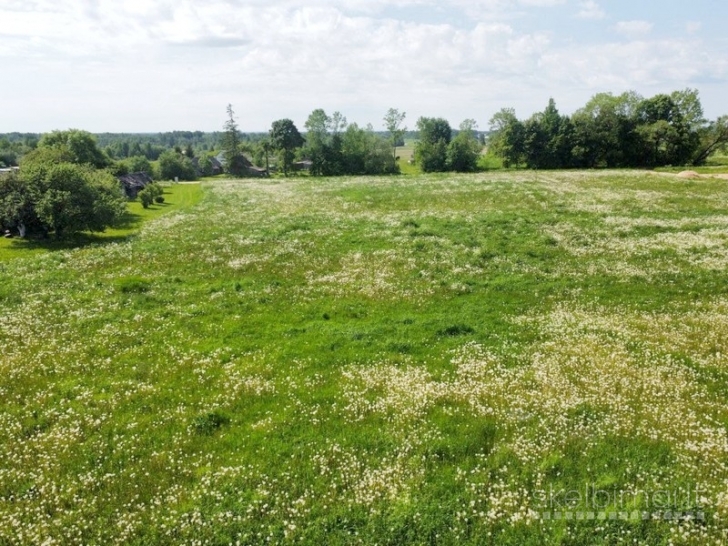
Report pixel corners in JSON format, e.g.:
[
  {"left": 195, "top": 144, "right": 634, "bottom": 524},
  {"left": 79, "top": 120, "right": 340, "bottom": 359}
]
[{"left": 2, "top": 170, "right": 728, "bottom": 544}]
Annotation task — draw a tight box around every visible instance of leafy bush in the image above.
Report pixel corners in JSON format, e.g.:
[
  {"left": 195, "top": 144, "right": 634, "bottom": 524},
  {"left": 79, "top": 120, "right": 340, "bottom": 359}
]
[
  {"left": 415, "top": 117, "right": 452, "bottom": 173},
  {"left": 447, "top": 132, "right": 481, "bottom": 172},
  {"left": 37, "top": 129, "right": 110, "bottom": 169},
  {"left": 138, "top": 183, "right": 164, "bottom": 208},
  {"left": 123, "top": 155, "right": 154, "bottom": 176},
  {"left": 158, "top": 150, "right": 197, "bottom": 181},
  {"left": 148, "top": 183, "right": 163, "bottom": 199},
  {"left": 138, "top": 188, "right": 154, "bottom": 209},
  {"left": 0, "top": 163, "right": 126, "bottom": 238},
  {"left": 197, "top": 154, "right": 215, "bottom": 177},
  {"left": 107, "top": 161, "right": 129, "bottom": 177}
]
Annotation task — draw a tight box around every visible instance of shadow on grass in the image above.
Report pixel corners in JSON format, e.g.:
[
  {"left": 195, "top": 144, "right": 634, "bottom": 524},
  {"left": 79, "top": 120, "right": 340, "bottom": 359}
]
[
  {"left": 113, "top": 210, "right": 145, "bottom": 231},
  {"left": 6, "top": 232, "right": 131, "bottom": 253},
  {"left": 4, "top": 210, "right": 146, "bottom": 253}
]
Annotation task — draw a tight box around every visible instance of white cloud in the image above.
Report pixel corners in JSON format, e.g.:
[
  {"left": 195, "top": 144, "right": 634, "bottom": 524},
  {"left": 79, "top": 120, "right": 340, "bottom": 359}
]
[
  {"left": 539, "top": 36, "right": 728, "bottom": 98},
  {"left": 686, "top": 21, "right": 702, "bottom": 34},
  {"left": 614, "top": 20, "right": 654, "bottom": 37},
  {"left": 576, "top": 0, "right": 605, "bottom": 20},
  {"left": 0, "top": 0, "right": 726, "bottom": 131},
  {"left": 518, "top": 0, "right": 565, "bottom": 6}
]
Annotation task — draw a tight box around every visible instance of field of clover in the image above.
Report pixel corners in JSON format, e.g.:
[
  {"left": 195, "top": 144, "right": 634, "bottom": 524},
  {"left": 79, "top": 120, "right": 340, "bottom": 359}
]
[{"left": 1, "top": 170, "right": 728, "bottom": 545}]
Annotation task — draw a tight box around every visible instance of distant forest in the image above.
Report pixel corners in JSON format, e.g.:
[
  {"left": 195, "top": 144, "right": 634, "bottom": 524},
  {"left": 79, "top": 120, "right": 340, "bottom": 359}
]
[
  {"left": 1, "top": 131, "right": 249, "bottom": 166},
  {"left": 2, "top": 88, "right": 726, "bottom": 175},
  {"left": 0, "top": 129, "right": 422, "bottom": 166}
]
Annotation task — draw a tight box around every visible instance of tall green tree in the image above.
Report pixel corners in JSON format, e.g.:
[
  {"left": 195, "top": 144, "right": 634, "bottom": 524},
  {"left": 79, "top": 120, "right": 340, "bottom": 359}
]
[
  {"left": 124, "top": 155, "right": 154, "bottom": 176},
  {"left": 530, "top": 98, "right": 573, "bottom": 169},
  {"left": 671, "top": 88, "right": 705, "bottom": 132},
  {"left": 522, "top": 113, "right": 548, "bottom": 169},
  {"left": 304, "top": 109, "right": 333, "bottom": 176},
  {"left": 503, "top": 99, "right": 573, "bottom": 169},
  {"left": 692, "top": 116, "right": 728, "bottom": 165},
  {"left": 488, "top": 108, "right": 525, "bottom": 168},
  {"left": 571, "top": 92, "right": 640, "bottom": 168},
  {"left": 0, "top": 172, "right": 36, "bottom": 237},
  {"left": 258, "top": 139, "right": 273, "bottom": 174},
  {"left": 197, "top": 154, "right": 215, "bottom": 177},
  {"left": 157, "top": 150, "right": 197, "bottom": 181},
  {"left": 38, "top": 129, "right": 110, "bottom": 169},
  {"left": 415, "top": 117, "right": 452, "bottom": 172},
  {"left": 633, "top": 93, "right": 697, "bottom": 166},
  {"left": 304, "top": 109, "right": 330, "bottom": 140},
  {"left": 383, "top": 108, "right": 407, "bottom": 165},
  {"left": 184, "top": 143, "right": 195, "bottom": 159},
  {"left": 339, "top": 124, "right": 397, "bottom": 176},
  {"left": 447, "top": 119, "right": 482, "bottom": 172},
  {"left": 330, "top": 111, "right": 347, "bottom": 135},
  {"left": 222, "top": 104, "right": 248, "bottom": 176},
  {"left": 270, "top": 119, "right": 304, "bottom": 176},
  {"left": 303, "top": 109, "right": 349, "bottom": 176}
]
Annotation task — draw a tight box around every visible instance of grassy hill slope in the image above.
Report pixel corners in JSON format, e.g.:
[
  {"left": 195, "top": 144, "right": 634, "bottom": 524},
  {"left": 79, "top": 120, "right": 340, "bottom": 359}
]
[{"left": 2, "top": 172, "right": 728, "bottom": 544}]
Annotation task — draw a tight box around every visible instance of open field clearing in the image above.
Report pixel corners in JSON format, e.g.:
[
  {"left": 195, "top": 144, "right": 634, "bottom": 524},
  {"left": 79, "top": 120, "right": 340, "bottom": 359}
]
[{"left": 2, "top": 170, "right": 728, "bottom": 544}]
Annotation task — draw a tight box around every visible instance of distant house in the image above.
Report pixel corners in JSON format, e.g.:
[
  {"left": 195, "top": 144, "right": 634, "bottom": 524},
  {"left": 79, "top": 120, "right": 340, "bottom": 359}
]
[
  {"left": 216, "top": 152, "right": 268, "bottom": 177},
  {"left": 192, "top": 155, "right": 224, "bottom": 176},
  {"left": 118, "top": 172, "right": 153, "bottom": 199},
  {"left": 0, "top": 167, "right": 19, "bottom": 177},
  {"left": 292, "top": 160, "right": 312, "bottom": 172}
]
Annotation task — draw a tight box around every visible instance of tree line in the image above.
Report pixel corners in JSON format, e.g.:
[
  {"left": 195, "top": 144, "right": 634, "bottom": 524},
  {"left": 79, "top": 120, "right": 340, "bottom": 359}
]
[
  {"left": 488, "top": 89, "right": 728, "bottom": 169},
  {"left": 4, "top": 88, "right": 727, "bottom": 177},
  {"left": 221, "top": 106, "right": 405, "bottom": 177},
  {"left": 3, "top": 88, "right": 727, "bottom": 240},
  {"left": 220, "top": 106, "right": 485, "bottom": 177}
]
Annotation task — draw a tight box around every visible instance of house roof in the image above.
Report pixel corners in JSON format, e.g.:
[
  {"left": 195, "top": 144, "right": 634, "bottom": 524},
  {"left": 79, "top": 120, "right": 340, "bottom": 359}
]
[
  {"left": 118, "top": 172, "right": 153, "bottom": 197},
  {"left": 216, "top": 152, "right": 255, "bottom": 168}
]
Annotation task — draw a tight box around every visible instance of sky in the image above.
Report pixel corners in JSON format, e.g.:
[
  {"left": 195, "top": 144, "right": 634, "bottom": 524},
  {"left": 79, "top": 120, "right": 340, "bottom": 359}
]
[{"left": 2, "top": 0, "right": 728, "bottom": 133}]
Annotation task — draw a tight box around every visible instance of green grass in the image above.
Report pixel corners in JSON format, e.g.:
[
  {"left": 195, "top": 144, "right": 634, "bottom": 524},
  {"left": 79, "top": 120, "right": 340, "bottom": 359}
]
[
  {"left": 0, "top": 182, "right": 202, "bottom": 260},
  {"left": 653, "top": 153, "right": 728, "bottom": 174},
  {"left": 395, "top": 142, "right": 420, "bottom": 175},
  {"left": 705, "top": 153, "right": 728, "bottom": 166},
  {"left": 654, "top": 165, "right": 728, "bottom": 174},
  {"left": 477, "top": 152, "right": 504, "bottom": 170},
  {"left": 1, "top": 171, "right": 728, "bottom": 544}
]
